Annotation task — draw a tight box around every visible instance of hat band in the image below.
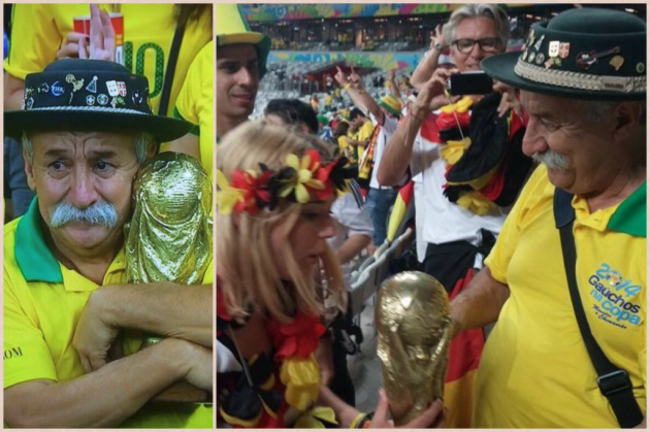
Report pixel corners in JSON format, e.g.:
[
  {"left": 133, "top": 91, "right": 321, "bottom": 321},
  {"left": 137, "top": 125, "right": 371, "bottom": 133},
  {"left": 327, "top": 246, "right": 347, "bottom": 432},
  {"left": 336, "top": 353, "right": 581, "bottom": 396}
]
[
  {"left": 25, "top": 106, "right": 147, "bottom": 115},
  {"left": 514, "top": 60, "right": 647, "bottom": 94}
]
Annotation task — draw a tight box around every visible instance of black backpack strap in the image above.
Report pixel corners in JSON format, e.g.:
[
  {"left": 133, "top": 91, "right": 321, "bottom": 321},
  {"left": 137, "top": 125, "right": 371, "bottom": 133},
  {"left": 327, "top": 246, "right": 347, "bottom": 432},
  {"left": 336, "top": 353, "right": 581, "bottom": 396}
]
[
  {"left": 553, "top": 188, "right": 643, "bottom": 428},
  {"left": 157, "top": 21, "right": 186, "bottom": 116}
]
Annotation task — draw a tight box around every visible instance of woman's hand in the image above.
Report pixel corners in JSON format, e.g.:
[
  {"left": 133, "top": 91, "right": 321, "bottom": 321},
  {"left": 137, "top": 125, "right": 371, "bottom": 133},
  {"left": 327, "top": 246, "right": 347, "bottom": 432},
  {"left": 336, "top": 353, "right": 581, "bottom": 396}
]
[{"left": 369, "top": 389, "right": 446, "bottom": 428}]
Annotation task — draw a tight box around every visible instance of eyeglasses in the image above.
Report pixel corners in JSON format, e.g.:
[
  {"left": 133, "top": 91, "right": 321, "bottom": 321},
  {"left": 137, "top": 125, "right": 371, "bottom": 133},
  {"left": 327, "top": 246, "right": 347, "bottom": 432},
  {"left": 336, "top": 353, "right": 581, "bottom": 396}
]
[{"left": 452, "top": 38, "right": 501, "bottom": 54}]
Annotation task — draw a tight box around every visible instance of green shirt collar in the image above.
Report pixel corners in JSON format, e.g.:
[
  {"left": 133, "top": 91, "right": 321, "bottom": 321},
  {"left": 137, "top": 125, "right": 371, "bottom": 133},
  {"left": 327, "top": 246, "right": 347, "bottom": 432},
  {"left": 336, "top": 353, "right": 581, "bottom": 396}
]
[
  {"left": 607, "top": 180, "right": 646, "bottom": 238},
  {"left": 15, "top": 198, "right": 63, "bottom": 283}
]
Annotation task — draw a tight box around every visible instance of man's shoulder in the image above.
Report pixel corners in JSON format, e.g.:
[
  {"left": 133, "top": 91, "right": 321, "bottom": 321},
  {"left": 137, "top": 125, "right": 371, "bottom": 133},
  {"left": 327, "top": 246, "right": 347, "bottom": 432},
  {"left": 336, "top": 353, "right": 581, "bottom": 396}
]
[
  {"left": 4, "top": 217, "right": 27, "bottom": 291},
  {"left": 4, "top": 217, "right": 21, "bottom": 257}
]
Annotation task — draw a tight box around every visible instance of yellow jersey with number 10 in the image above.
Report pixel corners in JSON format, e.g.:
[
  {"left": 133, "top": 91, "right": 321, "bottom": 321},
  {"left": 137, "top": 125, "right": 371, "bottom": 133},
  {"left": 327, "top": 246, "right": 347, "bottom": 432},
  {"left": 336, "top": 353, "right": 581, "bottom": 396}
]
[{"left": 5, "top": 4, "right": 212, "bottom": 117}]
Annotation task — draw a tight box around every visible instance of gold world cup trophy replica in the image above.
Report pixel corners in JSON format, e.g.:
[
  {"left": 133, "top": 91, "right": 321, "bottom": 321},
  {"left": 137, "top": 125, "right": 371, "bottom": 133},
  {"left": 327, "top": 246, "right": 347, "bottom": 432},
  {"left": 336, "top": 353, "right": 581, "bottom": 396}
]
[
  {"left": 376, "top": 271, "right": 452, "bottom": 426},
  {"left": 124, "top": 152, "right": 213, "bottom": 402}
]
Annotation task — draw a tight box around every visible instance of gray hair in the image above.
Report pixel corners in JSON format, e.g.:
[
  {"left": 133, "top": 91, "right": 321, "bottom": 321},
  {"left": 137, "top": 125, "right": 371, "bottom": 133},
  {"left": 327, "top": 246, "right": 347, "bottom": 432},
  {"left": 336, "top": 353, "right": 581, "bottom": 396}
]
[
  {"left": 442, "top": 4, "right": 510, "bottom": 50},
  {"left": 21, "top": 131, "right": 156, "bottom": 164}
]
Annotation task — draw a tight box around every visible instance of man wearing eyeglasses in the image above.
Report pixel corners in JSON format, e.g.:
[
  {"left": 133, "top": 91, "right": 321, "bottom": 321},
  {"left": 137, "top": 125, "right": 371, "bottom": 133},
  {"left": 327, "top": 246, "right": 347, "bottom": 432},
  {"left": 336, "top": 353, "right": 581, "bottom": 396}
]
[{"left": 378, "top": 4, "right": 532, "bottom": 427}]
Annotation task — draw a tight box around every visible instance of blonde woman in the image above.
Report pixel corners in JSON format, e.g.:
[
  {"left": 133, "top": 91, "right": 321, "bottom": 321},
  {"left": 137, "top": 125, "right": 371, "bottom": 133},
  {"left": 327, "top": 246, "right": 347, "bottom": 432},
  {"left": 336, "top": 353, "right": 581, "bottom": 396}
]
[{"left": 216, "top": 121, "right": 443, "bottom": 428}]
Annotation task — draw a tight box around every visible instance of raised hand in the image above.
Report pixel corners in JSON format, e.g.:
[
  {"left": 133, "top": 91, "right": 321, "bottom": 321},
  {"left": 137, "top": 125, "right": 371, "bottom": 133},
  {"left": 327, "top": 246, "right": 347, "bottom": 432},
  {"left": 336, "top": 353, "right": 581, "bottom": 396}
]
[
  {"left": 334, "top": 66, "right": 349, "bottom": 87},
  {"left": 430, "top": 24, "right": 445, "bottom": 51},
  {"left": 349, "top": 63, "right": 361, "bottom": 89},
  {"left": 80, "top": 4, "right": 115, "bottom": 61}
]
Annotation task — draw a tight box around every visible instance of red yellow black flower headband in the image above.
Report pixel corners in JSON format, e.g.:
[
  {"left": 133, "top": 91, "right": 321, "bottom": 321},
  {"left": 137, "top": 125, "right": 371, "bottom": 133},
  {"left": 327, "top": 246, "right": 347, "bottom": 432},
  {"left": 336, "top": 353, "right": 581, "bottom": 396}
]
[{"left": 216, "top": 149, "right": 358, "bottom": 215}]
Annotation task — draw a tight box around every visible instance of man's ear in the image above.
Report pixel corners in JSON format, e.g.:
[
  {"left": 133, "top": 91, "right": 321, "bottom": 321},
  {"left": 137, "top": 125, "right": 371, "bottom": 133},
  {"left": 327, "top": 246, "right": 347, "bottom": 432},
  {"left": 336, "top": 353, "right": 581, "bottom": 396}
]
[
  {"left": 147, "top": 140, "right": 158, "bottom": 158},
  {"left": 613, "top": 101, "right": 644, "bottom": 142},
  {"left": 23, "top": 150, "right": 36, "bottom": 192}
]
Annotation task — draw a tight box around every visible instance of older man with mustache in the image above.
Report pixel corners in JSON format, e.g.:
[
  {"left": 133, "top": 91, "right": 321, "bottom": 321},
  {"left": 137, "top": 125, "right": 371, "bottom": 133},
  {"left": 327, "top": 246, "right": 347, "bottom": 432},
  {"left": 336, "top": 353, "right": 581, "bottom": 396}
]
[
  {"left": 451, "top": 7, "right": 646, "bottom": 428},
  {"left": 3, "top": 59, "right": 213, "bottom": 428}
]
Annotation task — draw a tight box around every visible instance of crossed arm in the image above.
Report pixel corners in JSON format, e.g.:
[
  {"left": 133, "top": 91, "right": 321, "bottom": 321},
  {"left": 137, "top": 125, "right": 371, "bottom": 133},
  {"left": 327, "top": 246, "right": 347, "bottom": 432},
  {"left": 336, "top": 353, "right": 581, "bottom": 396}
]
[{"left": 4, "top": 282, "right": 213, "bottom": 428}]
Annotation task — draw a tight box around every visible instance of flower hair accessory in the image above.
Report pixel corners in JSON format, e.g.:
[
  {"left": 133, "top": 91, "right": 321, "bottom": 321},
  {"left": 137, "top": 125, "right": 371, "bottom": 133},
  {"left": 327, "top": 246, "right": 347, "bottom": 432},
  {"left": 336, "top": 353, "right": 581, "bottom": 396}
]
[{"left": 217, "top": 150, "right": 358, "bottom": 215}]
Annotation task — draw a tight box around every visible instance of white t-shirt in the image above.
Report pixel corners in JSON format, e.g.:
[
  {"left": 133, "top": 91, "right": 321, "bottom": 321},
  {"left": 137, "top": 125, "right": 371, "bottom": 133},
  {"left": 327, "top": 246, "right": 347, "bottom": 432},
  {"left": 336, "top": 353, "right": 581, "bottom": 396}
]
[
  {"left": 327, "top": 192, "right": 374, "bottom": 288},
  {"left": 365, "top": 112, "right": 399, "bottom": 190},
  {"left": 409, "top": 129, "right": 508, "bottom": 263}
]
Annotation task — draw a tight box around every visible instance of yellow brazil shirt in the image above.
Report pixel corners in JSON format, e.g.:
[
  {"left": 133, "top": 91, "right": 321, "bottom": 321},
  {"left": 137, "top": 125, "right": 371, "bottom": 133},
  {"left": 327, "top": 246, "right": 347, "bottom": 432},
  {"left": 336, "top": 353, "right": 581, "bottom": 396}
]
[
  {"left": 4, "top": 199, "right": 213, "bottom": 428},
  {"left": 5, "top": 4, "right": 212, "bottom": 117},
  {"left": 476, "top": 165, "right": 646, "bottom": 428},
  {"left": 173, "top": 40, "right": 213, "bottom": 178},
  {"left": 354, "top": 119, "right": 375, "bottom": 161}
]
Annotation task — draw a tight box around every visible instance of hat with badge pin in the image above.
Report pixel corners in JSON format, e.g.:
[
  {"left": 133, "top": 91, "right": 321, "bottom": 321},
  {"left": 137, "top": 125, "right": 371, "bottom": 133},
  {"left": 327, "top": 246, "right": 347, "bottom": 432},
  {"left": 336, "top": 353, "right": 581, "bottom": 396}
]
[
  {"left": 4, "top": 58, "right": 193, "bottom": 141},
  {"left": 481, "top": 8, "right": 646, "bottom": 100}
]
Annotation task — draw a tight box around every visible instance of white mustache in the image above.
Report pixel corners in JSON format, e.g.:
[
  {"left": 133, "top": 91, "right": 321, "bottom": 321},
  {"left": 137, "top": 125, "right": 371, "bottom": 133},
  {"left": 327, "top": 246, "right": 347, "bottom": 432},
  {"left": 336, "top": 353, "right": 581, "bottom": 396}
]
[
  {"left": 49, "top": 200, "right": 118, "bottom": 229},
  {"left": 532, "top": 150, "right": 569, "bottom": 171}
]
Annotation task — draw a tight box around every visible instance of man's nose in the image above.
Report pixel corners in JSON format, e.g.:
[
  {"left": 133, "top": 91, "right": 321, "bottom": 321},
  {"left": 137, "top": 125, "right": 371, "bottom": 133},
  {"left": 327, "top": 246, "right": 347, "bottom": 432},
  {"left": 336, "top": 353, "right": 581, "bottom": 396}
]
[{"left": 67, "top": 166, "right": 99, "bottom": 208}]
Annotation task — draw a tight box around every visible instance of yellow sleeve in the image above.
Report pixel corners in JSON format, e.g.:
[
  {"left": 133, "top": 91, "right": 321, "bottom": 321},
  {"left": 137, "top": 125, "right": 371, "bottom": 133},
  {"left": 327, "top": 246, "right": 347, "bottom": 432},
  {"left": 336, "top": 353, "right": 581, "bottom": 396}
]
[
  {"left": 201, "top": 258, "right": 214, "bottom": 285},
  {"left": 337, "top": 135, "right": 348, "bottom": 150},
  {"left": 484, "top": 165, "right": 549, "bottom": 284},
  {"left": 4, "top": 4, "right": 65, "bottom": 79},
  {"left": 3, "top": 266, "right": 58, "bottom": 389},
  {"left": 173, "top": 64, "right": 200, "bottom": 134},
  {"left": 358, "top": 121, "right": 375, "bottom": 142},
  {"left": 173, "top": 41, "right": 212, "bottom": 136}
]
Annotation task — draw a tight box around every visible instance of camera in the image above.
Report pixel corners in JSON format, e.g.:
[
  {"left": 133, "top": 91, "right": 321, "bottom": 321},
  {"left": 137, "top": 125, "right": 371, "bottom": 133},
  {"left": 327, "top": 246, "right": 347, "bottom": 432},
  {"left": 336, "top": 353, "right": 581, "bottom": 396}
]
[{"left": 447, "top": 71, "right": 494, "bottom": 95}]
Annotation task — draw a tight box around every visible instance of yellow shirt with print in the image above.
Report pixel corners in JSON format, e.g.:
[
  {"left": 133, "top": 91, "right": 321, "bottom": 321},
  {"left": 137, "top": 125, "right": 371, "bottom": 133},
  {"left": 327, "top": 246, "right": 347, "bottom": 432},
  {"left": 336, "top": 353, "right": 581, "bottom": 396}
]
[
  {"left": 351, "top": 119, "right": 375, "bottom": 161},
  {"left": 4, "top": 200, "right": 213, "bottom": 428},
  {"left": 475, "top": 165, "right": 646, "bottom": 428},
  {"left": 173, "top": 40, "right": 213, "bottom": 179},
  {"left": 5, "top": 4, "right": 212, "bottom": 117}
]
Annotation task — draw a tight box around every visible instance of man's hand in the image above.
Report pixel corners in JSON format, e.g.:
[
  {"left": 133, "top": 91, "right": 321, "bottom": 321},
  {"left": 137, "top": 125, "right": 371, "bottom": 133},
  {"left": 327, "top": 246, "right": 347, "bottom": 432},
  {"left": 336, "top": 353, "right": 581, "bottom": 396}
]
[
  {"left": 429, "top": 24, "right": 446, "bottom": 52},
  {"left": 335, "top": 66, "right": 349, "bottom": 87},
  {"left": 369, "top": 389, "right": 445, "bottom": 428},
  {"left": 56, "top": 32, "right": 89, "bottom": 59},
  {"left": 349, "top": 64, "right": 362, "bottom": 89},
  {"left": 411, "top": 68, "right": 459, "bottom": 117},
  {"left": 73, "top": 289, "right": 119, "bottom": 372},
  {"left": 81, "top": 4, "right": 115, "bottom": 61},
  {"left": 493, "top": 80, "right": 523, "bottom": 118},
  {"left": 180, "top": 340, "right": 213, "bottom": 391}
]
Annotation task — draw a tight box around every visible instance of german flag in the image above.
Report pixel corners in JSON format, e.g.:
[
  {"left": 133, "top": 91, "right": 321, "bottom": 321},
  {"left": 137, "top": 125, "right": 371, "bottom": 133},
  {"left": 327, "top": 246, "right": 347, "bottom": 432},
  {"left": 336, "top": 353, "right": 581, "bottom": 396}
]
[
  {"left": 386, "top": 180, "right": 414, "bottom": 243},
  {"left": 415, "top": 111, "right": 486, "bottom": 428},
  {"left": 443, "top": 268, "right": 485, "bottom": 428}
]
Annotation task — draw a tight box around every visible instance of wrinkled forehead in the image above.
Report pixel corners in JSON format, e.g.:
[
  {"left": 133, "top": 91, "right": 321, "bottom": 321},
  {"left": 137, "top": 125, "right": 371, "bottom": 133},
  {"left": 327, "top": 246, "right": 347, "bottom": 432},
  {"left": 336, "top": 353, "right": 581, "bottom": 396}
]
[
  {"left": 30, "top": 131, "right": 138, "bottom": 153},
  {"left": 217, "top": 43, "right": 258, "bottom": 62}
]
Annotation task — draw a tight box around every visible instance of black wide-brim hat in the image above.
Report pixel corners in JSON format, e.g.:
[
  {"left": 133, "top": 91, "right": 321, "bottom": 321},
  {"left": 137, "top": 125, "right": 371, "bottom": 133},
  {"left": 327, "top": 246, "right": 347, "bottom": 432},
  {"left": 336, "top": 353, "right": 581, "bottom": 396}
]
[
  {"left": 481, "top": 8, "right": 646, "bottom": 101},
  {"left": 4, "top": 59, "right": 193, "bottom": 141}
]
